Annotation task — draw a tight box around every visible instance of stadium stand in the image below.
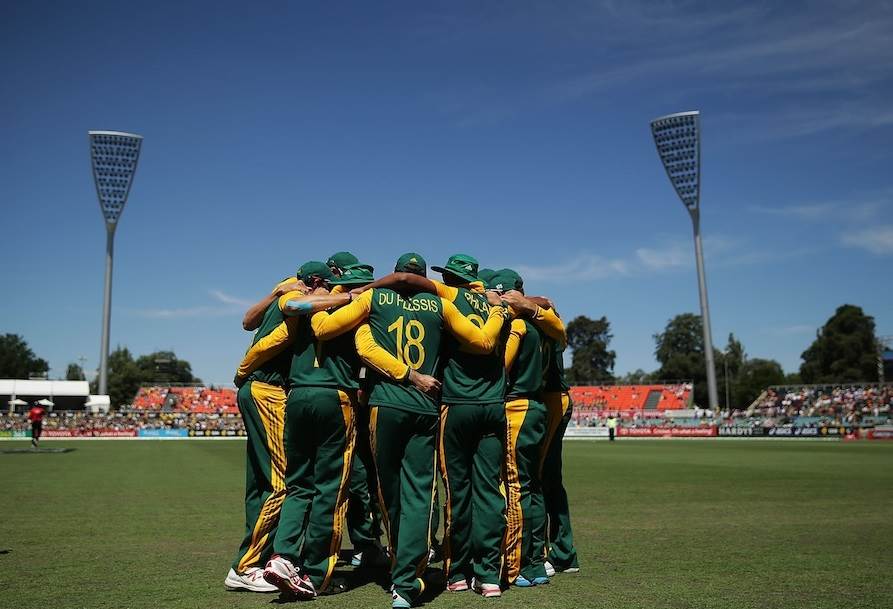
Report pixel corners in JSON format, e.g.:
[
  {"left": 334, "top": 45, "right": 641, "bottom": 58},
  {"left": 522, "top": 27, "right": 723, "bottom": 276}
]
[
  {"left": 0, "top": 410, "right": 245, "bottom": 435},
  {"left": 730, "top": 383, "right": 892, "bottom": 428},
  {"left": 569, "top": 383, "right": 693, "bottom": 426},
  {"left": 130, "top": 385, "right": 237, "bottom": 413}
]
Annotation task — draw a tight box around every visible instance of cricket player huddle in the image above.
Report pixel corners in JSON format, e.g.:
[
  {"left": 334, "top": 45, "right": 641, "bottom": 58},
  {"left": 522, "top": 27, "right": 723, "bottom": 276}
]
[{"left": 223, "top": 251, "right": 579, "bottom": 608}]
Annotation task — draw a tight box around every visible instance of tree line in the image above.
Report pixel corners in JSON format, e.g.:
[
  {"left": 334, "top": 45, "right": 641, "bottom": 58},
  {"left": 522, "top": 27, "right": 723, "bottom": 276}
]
[
  {"left": 565, "top": 304, "right": 882, "bottom": 408},
  {"left": 0, "top": 335, "right": 199, "bottom": 409},
  {"left": 0, "top": 303, "right": 883, "bottom": 409}
]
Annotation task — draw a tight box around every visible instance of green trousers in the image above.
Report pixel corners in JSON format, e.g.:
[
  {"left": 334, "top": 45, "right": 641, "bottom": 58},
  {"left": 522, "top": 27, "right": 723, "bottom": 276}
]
[
  {"left": 347, "top": 402, "right": 381, "bottom": 550},
  {"left": 232, "top": 381, "right": 286, "bottom": 573},
  {"left": 273, "top": 386, "right": 356, "bottom": 590},
  {"left": 541, "top": 392, "right": 579, "bottom": 571},
  {"left": 370, "top": 405, "right": 438, "bottom": 602},
  {"left": 439, "top": 402, "right": 506, "bottom": 586},
  {"left": 503, "top": 397, "right": 547, "bottom": 583}
]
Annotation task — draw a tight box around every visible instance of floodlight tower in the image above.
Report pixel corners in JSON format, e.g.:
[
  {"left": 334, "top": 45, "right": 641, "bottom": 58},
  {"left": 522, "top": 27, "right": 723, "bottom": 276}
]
[
  {"left": 650, "top": 111, "right": 719, "bottom": 411},
  {"left": 89, "top": 131, "right": 143, "bottom": 396}
]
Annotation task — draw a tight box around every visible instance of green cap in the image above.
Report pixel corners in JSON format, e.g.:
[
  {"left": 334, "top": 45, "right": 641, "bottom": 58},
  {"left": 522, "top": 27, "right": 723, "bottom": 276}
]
[
  {"left": 296, "top": 260, "right": 335, "bottom": 284},
  {"left": 326, "top": 251, "right": 359, "bottom": 273},
  {"left": 490, "top": 268, "right": 524, "bottom": 293},
  {"left": 431, "top": 253, "right": 479, "bottom": 284},
  {"left": 478, "top": 268, "right": 497, "bottom": 288},
  {"left": 330, "top": 263, "right": 375, "bottom": 286},
  {"left": 394, "top": 252, "right": 427, "bottom": 276}
]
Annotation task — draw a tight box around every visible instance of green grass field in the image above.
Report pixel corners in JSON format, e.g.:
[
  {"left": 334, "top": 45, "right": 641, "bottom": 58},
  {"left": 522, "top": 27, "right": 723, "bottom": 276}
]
[{"left": 1, "top": 439, "right": 891, "bottom": 609}]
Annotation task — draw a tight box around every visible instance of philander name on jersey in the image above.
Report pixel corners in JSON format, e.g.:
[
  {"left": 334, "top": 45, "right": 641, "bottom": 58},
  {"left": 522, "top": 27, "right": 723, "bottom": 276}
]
[
  {"left": 377, "top": 290, "right": 440, "bottom": 313},
  {"left": 461, "top": 290, "right": 490, "bottom": 315}
]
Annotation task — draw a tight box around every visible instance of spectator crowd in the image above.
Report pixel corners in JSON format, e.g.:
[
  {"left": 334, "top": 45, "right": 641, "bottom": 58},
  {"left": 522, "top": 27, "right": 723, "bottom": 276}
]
[
  {"left": 0, "top": 410, "right": 244, "bottom": 434},
  {"left": 3, "top": 383, "right": 890, "bottom": 435}
]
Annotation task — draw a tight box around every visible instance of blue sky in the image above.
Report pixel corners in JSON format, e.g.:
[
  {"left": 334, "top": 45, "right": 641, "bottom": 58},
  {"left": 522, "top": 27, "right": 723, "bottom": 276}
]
[{"left": 2, "top": 1, "right": 891, "bottom": 385}]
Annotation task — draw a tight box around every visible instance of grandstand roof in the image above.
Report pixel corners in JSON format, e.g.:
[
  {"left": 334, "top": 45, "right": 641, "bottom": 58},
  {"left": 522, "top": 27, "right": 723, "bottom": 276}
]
[{"left": 0, "top": 379, "right": 90, "bottom": 397}]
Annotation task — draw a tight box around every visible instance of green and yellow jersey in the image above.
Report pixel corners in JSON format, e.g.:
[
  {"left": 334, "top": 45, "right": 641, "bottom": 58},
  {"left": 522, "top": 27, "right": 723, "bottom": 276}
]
[
  {"left": 236, "top": 287, "right": 362, "bottom": 390},
  {"left": 542, "top": 339, "right": 570, "bottom": 393},
  {"left": 312, "top": 287, "right": 508, "bottom": 414},
  {"left": 504, "top": 319, "right": 548, "bottom": 400},
  {"left": 235, "top": 279, "right": 300, "bottom": 387},
  {"left": 359, "top": 290, "right": 445, "bottom": 415},
  {"left": 432, "top": 280, "right": 511, "bottom": 406}
]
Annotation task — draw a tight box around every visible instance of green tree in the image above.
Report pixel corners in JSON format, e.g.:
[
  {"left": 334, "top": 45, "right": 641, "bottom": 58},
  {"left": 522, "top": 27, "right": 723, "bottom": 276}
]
[
  {"left": 718, "top": 333, "right": 745, "bottom": 409},
  {"left": 135, "top": 351, "right": 200, "bottom": 385},
  {"left": 784, "top": 372, "right": 802, "bottom": 385},
  {"left": 653, "top": 313, "right": 720, "bottom": 407},
  {"left": 617, "top": 369, "right": 654, "bottom": 384},
  {"left": 65, "top": 363, "right": 86, "bottom": 381},
  {"left": 565, "top": 316, "right": 616, "bottom": 384},
  {"left": 733, "top": 358, "right": 785, "bottom": 408},
  {"left": 800, "top": 305, "right": 878, "bottom": 383},
  {"left": 0, "top": 334, "right": 49, "bottom": 378},
  {"left": 91, "top": 348, "right": 202, "bottom": 408},
  {"left": 90, "top": 347, "right": 143, "bottom": 409}
]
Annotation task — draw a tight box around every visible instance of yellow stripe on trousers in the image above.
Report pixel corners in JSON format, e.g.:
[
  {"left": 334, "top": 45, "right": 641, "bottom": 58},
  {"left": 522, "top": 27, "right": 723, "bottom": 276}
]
[
  {"left": 414, "top": 423, "right": 439, "bottom": 583},
  {"left": 539, "top": 392, "right": 570, "bottom": 478},
  {"left": 368, "top": 406, "right": 396, "bottom": 571},
  {"left": 237, "top": 381, "right": 286, "bottom": 572},
  {"left": 321, "top": 389, "right": 356, "bottom": 591},
  {"left": 502, "top": 398, "right": 529, "bottom": 582},
  {"left": 437, "top": 405, "right": 453, "bottom": 576}
]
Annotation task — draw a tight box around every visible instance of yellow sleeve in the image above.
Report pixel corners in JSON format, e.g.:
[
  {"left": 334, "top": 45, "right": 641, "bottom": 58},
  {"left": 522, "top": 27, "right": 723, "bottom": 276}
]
[
  {"left": 530, "top": 306, "right": 567, "bottom": 348},
  {"left": 273, "top": 277, "right": 295, "bottom": 292},
  {"left": 310, "top": 289, "right": 373, "bottom": 340},
  {"left": 330, "top": 285, "right": 346, "bottom": 295},
  {"left": 441, "top": 298, "right": 506, "bottom": 354},
  {"left": 277, "top": 290, "right": 306, "bottom": 313},
  {"left": 354, "top": 323, "right": 410, "bottom": 382},
  {"left": 504, "top": 319, "right": 528, "bottom": 373},
  {"left": 235, "top": 317, "right": 299, "bottom": 380},
  {"left": 431, "top": 279, "right": 459, "bottom": 301}
]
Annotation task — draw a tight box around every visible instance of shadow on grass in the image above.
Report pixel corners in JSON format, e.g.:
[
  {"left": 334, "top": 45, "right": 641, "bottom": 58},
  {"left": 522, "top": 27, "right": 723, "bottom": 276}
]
[
  {"left": 0, "top": 447, "right": 75, "bottom": 454},
  {"left": 267, "top": 563, "right": 446, "bottom": 605}
]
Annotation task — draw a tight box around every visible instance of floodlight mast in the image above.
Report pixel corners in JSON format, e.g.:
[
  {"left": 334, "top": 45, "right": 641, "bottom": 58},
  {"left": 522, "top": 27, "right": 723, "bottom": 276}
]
[
  {"left": 89, "top": 131, "right": 143, "bottom": 397},
  {"left": 650, "top": 111, "right": 719, "bottom": 411}
]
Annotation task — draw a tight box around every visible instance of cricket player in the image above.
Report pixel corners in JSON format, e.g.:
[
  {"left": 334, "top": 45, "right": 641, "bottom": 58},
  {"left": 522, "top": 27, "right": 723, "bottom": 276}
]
[
  {"left": 310, "top": 253, "right": 510, "bottom": 608},
  {"left": 233, "top": 261, "right": 368, "bottom": 598},
  {"left": 541, "top": 336, "right": 580, "bottom": 576},
  {"left": 225, "top": 275, "right": 309, "bottom": 593},
  {"left": 327, "top": 251, "right": 359, "bottom": 277},
  {"left": 427, "top": 255, "right": 511, "bottom": 598},
  {"left": 28, "top": 403, "right": 45, "bottom": 448},
  {"left": 491, "top": 268, "right": 552, "bottom": 588}
]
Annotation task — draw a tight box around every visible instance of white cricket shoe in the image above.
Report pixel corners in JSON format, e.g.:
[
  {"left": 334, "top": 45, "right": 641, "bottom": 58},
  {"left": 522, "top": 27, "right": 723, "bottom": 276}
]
[
  {"left": 224, "top": 567, "right": 278, "bottom": 592},
  {"left": 544, "top": 561, "right": 556, "bottom": 577},
  {"left": 262, "top": 555, "right": 316, "bottom": 598},
  {"left": 471, "top": 578, "right": 502, "bottom": 598}
]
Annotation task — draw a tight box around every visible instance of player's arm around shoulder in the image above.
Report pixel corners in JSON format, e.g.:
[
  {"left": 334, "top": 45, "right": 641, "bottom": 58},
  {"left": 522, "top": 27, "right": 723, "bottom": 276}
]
[
  {"left": 234, "top": 317, "right": 300, "bottom": 386},
  {"left": 355, "top": 323, "right": 441, "bottom": 397},
  {"left": 440, "top": 296, "right": 506, "bottom": 354},
  {"left": 310, "top": 289, "right": 373, "bottom": 340},
  {"left": 501, "top": 291, "right": 566, "bottom": 348},
  {"left": 504, "top": 318, "right": 528, "bottom": 372}
]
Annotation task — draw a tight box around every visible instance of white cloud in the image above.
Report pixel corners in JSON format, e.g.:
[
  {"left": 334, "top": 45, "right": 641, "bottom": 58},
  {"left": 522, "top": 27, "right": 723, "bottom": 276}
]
[
  {"left": 209, "top": 290, "right": 253, "bottom": 308},
  {"left": 516, "top": 253, "right": 631, "bottom": 282},
  {"left": 769, "top": 325, "right": 816, "bottom": 336},
  {"left": 513, "top": 234, "right": 766, "bottom": 283},
  {"left": 635, "top": 242, "right": 689, "bottom": 270},
  {"left": 840, "top": 226, "right": 893, "bottom": 255},
  {"left": 748, "top": 203, "right": 838, "bottom": 220},
  {"left": 131, "top": 289, "right": 253, "bottom": 319}
]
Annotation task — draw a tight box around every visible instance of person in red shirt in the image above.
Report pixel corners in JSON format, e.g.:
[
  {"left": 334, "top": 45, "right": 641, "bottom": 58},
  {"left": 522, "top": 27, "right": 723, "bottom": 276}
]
[{"left": 28, "top": 404, "right": 46, "bottom": 448}]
